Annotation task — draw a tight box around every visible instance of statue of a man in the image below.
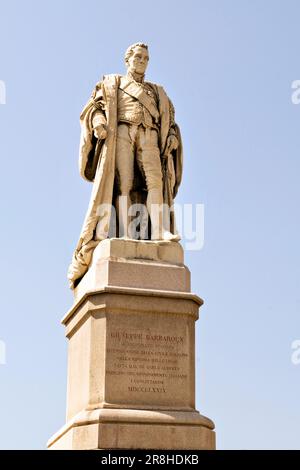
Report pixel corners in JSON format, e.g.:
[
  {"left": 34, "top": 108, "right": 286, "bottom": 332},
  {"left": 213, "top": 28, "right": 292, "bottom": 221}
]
[{"left": 68, "top": 42, "right": 183, "bottom": 288}]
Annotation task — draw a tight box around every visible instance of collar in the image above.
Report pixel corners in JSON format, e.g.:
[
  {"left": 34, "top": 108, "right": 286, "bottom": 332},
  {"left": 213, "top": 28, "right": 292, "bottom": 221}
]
[{"left": 127, "top": 71, "right": 145, "bottom": 84}]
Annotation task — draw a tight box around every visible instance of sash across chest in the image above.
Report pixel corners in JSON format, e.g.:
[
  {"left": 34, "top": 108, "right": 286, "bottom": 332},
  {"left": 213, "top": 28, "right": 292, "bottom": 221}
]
[{"left": 118, "top": 80, "right": 160, "bottom": 123}]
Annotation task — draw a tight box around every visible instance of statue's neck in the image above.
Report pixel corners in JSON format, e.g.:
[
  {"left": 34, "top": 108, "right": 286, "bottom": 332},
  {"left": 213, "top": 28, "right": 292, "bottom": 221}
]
[{"left": 127, "top": 70, "right": 145, "bottom": 83}]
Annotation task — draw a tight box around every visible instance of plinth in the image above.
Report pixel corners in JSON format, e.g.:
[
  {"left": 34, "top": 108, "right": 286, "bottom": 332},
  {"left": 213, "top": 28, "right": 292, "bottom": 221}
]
[{"left": 47, "top": 239, "right": 215, "bottom": 449}]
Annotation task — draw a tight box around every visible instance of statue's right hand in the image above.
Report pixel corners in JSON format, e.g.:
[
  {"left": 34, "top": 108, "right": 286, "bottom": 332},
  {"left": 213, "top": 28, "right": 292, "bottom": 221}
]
[{"left": 94, "top": 124, "right": 107, "bottom": 140}]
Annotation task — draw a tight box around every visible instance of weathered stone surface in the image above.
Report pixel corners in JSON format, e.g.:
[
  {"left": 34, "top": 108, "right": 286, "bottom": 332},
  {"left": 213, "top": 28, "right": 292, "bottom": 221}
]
[
  {"left": 50, "top": 42, "right": 216, "bottom": 449},
  {"left": 48, "top": 409, "right": 215, "bottom": 450},
  {"left": 48, "top": 240, "right": 216, "bottom": 450},
  {"left": 74, "top": 238, "right": 189, "bottom": 302}
]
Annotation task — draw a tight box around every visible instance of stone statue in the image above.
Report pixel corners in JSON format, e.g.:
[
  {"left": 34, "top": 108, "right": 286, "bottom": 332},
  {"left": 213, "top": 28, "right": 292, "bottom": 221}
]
[{"left": 68, "top": 43, "right": 183, "bottom": 289}]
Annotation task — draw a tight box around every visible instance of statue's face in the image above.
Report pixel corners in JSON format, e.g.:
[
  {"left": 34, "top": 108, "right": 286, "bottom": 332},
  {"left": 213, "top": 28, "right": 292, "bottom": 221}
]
[{"left": 127, "top": 46, "right": 149, "bottom": 75}]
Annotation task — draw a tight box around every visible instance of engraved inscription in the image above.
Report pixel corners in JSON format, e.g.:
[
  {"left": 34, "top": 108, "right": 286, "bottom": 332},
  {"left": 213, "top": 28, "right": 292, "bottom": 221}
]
[{"left": 106, "top": 326, "right": 190, "bottom": 404}]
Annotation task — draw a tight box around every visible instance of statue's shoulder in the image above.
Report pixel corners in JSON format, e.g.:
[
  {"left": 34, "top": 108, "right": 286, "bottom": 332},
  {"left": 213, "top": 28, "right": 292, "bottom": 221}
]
[
  {"left": 145, "top": 78, "right": 161, "bottom": 87},
  {"left": 91, "top": 74, "right": 121, "bottom": 101},
  {"left": 146, "top": 81, "right": 168, "bottom": 100},
  {"left": 102, "top": 74, "right": 122, "bottom": 87}
]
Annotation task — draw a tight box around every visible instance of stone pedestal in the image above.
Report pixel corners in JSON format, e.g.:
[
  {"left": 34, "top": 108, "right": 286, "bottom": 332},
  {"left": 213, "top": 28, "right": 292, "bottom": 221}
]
[{"left": 47, "top": 239, "right": 216, "bottom": 450}]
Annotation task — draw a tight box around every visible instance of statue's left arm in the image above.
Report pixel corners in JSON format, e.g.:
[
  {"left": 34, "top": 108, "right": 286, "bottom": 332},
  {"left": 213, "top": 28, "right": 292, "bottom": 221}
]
[
  {"left": 165, "top": 98, "right": 183, "bottom": 199},
  {"left": 166, "top": 99, "right": 180, "bottom": 152}
]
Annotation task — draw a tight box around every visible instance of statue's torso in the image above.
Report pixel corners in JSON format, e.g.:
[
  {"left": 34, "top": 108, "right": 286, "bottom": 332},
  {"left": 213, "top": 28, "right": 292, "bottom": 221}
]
[{"left": 117, "top": 76, "right": 159, "bottom": 130}]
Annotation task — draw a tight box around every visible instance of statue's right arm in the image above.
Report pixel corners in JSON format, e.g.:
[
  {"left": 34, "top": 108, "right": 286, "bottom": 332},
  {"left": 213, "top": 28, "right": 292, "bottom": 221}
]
[{"left": 91, "top": 82, "right": 107, "bottom": 140}]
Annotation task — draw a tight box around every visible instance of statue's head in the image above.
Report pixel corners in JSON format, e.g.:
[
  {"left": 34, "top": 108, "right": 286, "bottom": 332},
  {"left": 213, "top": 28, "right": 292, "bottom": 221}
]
[{"left": 125, "top": 42, "right": 149, "bottom": 76}]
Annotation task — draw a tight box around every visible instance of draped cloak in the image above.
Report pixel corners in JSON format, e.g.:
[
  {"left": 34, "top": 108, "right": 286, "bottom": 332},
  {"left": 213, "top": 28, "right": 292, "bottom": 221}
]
[{"left": 68, "top": 74, "right": 183, "bottom": 288}]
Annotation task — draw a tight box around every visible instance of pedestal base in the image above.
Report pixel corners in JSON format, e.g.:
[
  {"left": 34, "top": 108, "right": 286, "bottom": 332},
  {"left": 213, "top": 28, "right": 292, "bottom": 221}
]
[
  {"left": 48, "top": 409, "right": 215, "bottom": 450},
  {"left": 48, "top": 239, "right": 216, "bottom": 450}
]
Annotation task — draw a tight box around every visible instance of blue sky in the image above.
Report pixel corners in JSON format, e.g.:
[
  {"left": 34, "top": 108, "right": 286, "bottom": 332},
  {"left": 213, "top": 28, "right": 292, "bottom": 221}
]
[{"left": 0, "top": 0, "right": 299, "bottom": 449}]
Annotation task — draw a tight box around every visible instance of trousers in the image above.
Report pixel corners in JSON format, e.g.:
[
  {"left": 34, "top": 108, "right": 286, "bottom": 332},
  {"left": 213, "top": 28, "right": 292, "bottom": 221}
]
[{"left": 115, "top": 123, "right": 163, "bottom": 193}]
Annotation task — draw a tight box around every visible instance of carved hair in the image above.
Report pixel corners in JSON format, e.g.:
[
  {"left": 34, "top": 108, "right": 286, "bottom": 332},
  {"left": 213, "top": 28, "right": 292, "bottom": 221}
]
[{"left": 125, "top": 42, "right": 149, "bottom": 64}]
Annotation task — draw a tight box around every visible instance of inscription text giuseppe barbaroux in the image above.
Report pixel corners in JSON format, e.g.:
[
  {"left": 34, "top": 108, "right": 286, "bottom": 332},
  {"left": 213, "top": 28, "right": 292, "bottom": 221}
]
[{"left": 106, "top": 329, "right": 189, "bottom": 396}]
